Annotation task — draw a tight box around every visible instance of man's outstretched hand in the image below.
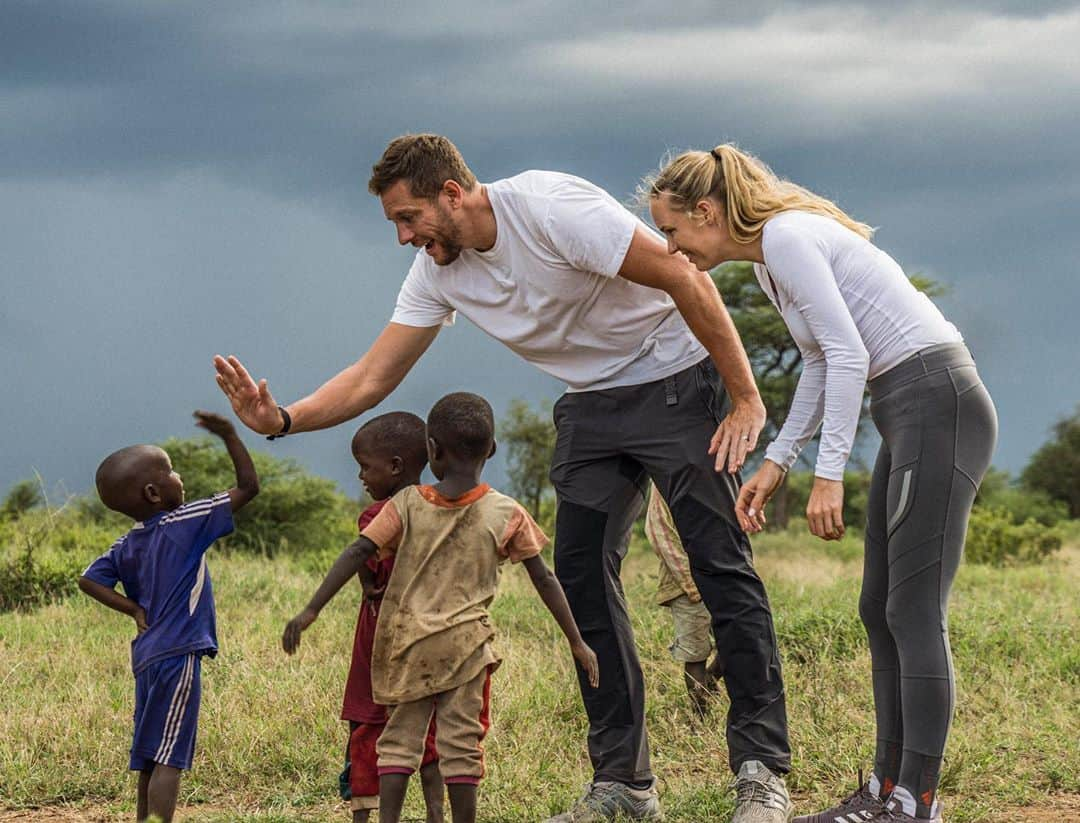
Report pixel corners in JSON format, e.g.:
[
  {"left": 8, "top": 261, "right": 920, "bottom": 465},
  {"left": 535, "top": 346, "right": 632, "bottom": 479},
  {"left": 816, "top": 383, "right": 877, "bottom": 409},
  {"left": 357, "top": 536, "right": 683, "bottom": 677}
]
[{"left": 213, "top": 355, "right": 284, "bottom": 435}]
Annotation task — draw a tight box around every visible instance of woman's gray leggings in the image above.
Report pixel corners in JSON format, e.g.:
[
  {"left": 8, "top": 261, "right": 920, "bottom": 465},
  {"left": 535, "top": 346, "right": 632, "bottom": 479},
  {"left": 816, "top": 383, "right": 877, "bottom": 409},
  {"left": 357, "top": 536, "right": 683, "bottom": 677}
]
[{"left": 858, "top": 342, "right": 997, "bottom": 816}]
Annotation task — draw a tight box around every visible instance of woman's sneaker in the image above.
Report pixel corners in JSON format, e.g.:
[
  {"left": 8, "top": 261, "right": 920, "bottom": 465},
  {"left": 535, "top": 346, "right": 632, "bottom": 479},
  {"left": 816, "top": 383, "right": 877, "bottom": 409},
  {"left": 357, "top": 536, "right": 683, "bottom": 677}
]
[
  {"left": 867, "top": 787, "right": 943, "bottom": 822},
  {"left": 731, "top": 760, "right": 793, "bottom": 822},
  {"left": 794, "top": 771, "right": 884, "bottom": 822},
  {"left": 543, "top": 779, "right": 663, "bottom": 822}
]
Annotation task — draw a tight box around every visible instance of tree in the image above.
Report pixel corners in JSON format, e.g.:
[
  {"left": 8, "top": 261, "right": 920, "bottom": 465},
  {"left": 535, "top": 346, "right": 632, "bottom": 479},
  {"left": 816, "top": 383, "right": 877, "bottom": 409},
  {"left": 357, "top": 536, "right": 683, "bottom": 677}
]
[
  {"left": 1, "top": 479, "right": 44, "bottom": 521},
  {"left": 712, "top": 262, "right": 946, "bottom": 527},
  {"left": 1021, "top": 406, "right": 1080, "bottom": 518},
  {"left": 498, "top": 399, "right": 556, "bottom": 519}
]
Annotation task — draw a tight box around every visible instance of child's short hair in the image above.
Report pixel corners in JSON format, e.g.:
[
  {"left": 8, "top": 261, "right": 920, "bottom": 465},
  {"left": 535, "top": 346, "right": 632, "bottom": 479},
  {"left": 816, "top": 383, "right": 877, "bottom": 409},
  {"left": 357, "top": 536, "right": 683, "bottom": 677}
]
[
  {"left": 427, "top": 393, "right": 495, "bottom": 460},
  {"left": 352, "top": 412, "right": 428, "bottom": 474},
  {"left": 95, "top": 445, "right": 167, "bottom": 517}
]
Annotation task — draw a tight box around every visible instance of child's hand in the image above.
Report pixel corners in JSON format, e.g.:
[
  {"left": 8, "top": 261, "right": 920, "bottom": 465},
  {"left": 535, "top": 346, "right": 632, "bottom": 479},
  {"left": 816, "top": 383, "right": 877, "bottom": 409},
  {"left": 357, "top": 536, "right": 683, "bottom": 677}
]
[
  {"left": 362, "top": 580, "right": 386, "bottom": 604},
  {"left": 282, "top": 608, "right": 318, "bottom": 654},
  {"left": 133, "top": 606, "right": 149, "bottom": 635},
  {"left": 193, "top": 410, "right": 237, "bottom": 439},
  {"left": 572, "top": 640, "right": 600, "bottom": 688}
]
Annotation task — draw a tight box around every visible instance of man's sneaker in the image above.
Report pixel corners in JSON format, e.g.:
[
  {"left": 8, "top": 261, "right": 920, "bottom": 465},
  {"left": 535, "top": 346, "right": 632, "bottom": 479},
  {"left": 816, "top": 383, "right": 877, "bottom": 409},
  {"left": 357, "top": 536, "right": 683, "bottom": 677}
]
[
  {"left": 866, "top": 787, "right": 943, "bottom": 822},
  {"left": 731, "top": 760, "right": 793, "bottom": 822},
  {"left": 543, "top": 779, "right": 663, "bottom": 822},
  {"left": 793, "top": 770, "right": 884, "bottom": 822}
]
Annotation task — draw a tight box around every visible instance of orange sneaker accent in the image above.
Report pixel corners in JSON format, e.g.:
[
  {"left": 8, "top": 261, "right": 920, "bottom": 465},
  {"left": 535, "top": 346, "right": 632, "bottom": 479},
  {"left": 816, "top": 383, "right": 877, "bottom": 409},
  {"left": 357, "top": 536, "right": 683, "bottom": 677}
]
[
  {"left": 883, "top": 778, "right": 895, "bottom": 795},
  {"left": 921, "top": 790, "right": 934, "bottom": 807}
]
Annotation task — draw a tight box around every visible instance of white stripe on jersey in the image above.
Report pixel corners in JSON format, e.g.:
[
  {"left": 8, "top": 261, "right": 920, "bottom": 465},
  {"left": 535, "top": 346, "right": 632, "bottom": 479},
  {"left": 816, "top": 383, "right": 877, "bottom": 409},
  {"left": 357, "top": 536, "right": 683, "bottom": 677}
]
[
  {"left": 162, "top": 500, "right": 215, "bottom": 523},
  {"left": 82, "top": 536, "right": 126, "bottom": 576},
  {"left": 188, "top": 556, "right": 207, "bottom": 615},
  {"left": 162, "top": 493, "right": 229, "bottom": 525}
]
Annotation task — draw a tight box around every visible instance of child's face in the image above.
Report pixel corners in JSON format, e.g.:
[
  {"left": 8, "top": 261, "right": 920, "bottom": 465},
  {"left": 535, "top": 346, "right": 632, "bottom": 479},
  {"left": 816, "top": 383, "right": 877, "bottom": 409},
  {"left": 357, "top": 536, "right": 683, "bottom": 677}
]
[
  {"left": 152, "top": 450, "right": 185, "bottom": 510},
  {"left": 353, "top": 444, "right": 400, "bottom": 501}
]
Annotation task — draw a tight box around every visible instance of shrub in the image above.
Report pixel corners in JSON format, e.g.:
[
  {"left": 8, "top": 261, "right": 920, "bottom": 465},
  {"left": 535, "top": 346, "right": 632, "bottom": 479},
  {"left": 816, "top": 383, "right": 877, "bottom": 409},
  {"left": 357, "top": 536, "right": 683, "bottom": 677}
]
[
  {"left": 0, "top": 478, "right": 44, "bottom": 520},
  {"left": 976, "top": 467, "right": 1069, "bottom": 526},
  {"left": 0, "top": 509, "right": 85, "bottom": 611},
  {"left": 964, "top": 506, "right": 1063, "bottom": 566}
]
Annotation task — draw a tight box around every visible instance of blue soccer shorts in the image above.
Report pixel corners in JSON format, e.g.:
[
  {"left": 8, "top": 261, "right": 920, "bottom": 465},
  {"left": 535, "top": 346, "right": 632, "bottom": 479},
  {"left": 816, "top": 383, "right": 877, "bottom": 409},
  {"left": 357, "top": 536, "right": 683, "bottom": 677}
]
[{"left": 130, "top": 652, "right": 202, "bottom": 771}]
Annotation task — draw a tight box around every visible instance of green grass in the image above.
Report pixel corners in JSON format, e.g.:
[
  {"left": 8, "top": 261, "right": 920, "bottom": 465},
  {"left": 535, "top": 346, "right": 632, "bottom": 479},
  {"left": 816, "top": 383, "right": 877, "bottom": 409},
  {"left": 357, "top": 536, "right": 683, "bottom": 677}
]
[{"left": 1, "top": 534, "right": 1077, "bottom": 822}]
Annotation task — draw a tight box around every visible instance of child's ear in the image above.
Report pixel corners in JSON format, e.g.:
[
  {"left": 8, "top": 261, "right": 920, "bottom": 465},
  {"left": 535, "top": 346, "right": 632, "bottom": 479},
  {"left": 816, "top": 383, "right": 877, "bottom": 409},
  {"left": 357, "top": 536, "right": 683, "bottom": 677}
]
[
  {"left": 427, "top": 436, "right": 441, "bottom": 461},
  {"left": 143, "top": 483, "right": 161, "bottom": 504},
  {"left": 390, "top": 456, "right": 404, "bottom": 476},
  {"left": 488, "top": 438, "right": 497, "bottom": 459}
]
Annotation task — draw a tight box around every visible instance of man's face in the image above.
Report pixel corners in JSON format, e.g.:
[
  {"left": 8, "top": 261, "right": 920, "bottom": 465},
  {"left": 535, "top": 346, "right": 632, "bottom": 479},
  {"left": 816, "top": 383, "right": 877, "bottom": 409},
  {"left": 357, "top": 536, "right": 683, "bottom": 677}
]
[{"left": 380, "top": 180, "right": 463, "bottom": 266}]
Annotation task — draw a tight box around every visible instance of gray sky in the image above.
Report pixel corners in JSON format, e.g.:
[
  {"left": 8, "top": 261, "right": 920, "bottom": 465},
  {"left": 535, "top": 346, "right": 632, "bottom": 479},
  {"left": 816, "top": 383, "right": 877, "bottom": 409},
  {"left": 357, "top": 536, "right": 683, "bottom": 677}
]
[{"left": 3, "top": 1, "right": 1078, "bottom": 500}]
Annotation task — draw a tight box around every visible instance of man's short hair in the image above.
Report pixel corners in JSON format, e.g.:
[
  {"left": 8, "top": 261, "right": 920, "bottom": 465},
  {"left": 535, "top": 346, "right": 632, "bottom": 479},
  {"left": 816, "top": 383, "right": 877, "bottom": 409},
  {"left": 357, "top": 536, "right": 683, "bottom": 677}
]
[
  {"left": 426, "top": 393, "right": 494, "bottom": 461},
  {"left": 352, "top": 412, "right": 428, "bottom": 474},
  {"left": 368, "top": 134, "right": 478, "bottom": 200}
]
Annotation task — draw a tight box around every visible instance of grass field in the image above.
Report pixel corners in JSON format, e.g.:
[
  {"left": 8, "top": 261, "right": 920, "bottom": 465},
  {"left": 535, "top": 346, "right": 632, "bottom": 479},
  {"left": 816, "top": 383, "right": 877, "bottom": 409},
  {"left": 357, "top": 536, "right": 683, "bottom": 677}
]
[{"left": 1, "top": 531, "right": 1077, "bottom": 822}]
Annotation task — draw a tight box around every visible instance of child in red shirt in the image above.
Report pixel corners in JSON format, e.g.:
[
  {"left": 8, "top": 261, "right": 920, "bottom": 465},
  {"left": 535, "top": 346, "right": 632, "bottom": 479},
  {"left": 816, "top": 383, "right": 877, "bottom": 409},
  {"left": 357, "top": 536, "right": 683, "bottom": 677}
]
[{"left": 334, "top": 412, "right": 444, "bottom": 823}]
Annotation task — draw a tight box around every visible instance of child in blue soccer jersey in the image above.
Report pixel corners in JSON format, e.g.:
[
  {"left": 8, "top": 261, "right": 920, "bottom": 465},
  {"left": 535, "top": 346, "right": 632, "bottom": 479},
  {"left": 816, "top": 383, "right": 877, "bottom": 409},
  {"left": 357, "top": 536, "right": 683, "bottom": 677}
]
[{"left": 79, "top": 410, "right": 259, "bottom": 823}]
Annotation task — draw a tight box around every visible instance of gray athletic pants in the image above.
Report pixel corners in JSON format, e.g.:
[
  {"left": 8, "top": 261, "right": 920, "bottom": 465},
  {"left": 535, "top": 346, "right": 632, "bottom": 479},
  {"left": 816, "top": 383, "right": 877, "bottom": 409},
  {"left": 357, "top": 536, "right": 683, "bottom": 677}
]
[
  {"left": 550, "top": 357, "right": 790, "bottom": 784},
  {"left": 859, "top": 342, "right": 997, "bottom": 817}
]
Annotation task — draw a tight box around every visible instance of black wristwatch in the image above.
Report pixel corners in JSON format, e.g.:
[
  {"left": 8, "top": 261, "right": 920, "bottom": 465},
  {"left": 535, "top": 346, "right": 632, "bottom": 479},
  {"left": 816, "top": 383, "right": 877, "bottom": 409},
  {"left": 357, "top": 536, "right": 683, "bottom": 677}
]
[{"left": 266, "top": 405, "right": 292, "bottom": 440}]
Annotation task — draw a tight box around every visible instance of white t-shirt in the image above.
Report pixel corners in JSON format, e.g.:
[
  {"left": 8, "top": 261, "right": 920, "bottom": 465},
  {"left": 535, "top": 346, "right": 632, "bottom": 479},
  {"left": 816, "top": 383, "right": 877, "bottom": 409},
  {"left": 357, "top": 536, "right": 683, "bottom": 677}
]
[
  {"left": 754, "top": 211, "right": 962, "bottom": 480},
  {"left": 390, "top": 171, "right": 706, "bottom": 391}
]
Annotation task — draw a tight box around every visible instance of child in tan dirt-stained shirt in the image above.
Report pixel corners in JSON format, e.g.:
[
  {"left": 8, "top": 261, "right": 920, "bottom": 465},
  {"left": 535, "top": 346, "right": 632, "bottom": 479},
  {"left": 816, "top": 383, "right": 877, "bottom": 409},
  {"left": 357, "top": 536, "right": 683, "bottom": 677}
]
[
  {"left": 643, "top": 486, "right": 720, "bottom": 718},
  {"left": 283, "top": 392, "right": 599, "bottom": 823}
]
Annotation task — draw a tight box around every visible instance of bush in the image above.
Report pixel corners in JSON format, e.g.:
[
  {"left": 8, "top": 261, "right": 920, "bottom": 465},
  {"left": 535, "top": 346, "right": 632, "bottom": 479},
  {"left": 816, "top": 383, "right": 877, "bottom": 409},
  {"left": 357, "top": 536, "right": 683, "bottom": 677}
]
[
  {"left": 964, "top": 506, "right": 1063, "bottom": 566},
  {"left": 0, "top": 547, "right": 81, "bottom": 611},
  {"left": 976, "top": 467, "right": 1069, "bottom": 526},
  {"left": 0, "top": 479, "right": 44, "bottom": 520},
  {"left": 0, "top": 508, "right": 88, "bottom": 611}
]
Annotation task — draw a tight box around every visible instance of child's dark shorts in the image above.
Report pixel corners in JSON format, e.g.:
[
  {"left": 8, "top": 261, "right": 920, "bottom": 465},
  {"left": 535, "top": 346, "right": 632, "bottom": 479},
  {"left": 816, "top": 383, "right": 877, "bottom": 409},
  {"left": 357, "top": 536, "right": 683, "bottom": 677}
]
[{"left": 130, "top": 652, "right": 202, "bottom": 771}]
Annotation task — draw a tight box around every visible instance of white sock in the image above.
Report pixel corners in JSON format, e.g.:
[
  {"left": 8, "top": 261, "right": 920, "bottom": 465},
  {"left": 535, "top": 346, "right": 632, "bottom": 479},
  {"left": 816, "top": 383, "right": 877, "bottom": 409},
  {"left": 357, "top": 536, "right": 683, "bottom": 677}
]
[
  {"left": 887, "top": 786, "right": 917, "bottom": 817},
  {"left": 868, "top": 773, "right": 882, "bottom": 798}
]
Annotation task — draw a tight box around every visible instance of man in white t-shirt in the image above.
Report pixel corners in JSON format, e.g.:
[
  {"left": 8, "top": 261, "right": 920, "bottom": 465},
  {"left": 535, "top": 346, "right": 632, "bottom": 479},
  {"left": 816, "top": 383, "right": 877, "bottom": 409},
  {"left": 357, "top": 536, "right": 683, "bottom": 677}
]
[{"left": 214, "top": 134, "right": 790, "bottom": 822}]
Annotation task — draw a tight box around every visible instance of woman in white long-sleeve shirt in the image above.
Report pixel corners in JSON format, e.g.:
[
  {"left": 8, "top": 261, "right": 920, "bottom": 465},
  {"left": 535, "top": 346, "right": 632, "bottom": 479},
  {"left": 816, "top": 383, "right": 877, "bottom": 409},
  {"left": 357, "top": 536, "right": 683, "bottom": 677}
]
[{"left": 642, "top": 145, "right": 997, "bottom": 823}]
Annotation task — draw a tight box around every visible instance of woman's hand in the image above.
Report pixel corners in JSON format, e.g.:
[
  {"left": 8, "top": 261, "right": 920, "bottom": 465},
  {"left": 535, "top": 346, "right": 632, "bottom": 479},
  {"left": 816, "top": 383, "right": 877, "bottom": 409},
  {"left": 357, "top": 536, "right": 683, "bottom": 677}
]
[
  {"left": 735, "top": 460, "right": 786, "bottom": 534},
  {"left": 806, "top": 477, "right": 845, "bottom": 540}
]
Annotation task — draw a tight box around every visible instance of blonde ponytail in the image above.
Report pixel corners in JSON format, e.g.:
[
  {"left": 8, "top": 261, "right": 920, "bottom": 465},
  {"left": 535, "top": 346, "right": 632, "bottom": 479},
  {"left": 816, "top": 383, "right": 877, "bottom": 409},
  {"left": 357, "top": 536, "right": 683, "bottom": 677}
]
[{"left": 640, "top": 144, "right": 873, "bottom": 243}]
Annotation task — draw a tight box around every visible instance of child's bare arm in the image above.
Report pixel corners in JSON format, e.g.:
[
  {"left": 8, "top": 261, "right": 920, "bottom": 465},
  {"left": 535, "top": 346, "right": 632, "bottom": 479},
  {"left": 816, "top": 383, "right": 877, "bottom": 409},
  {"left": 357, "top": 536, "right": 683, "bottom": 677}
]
[
  {"left": 282, "top": 534, "right": 379, "bottom": 654},
  {"left": 522, "top": 554, "right": 599, "bottom": 687},
  {"left": 193, "top": 410, "right": 260, "bottom": 511},
  {"left": 78, "top": 576, "right": 149, "bottom": 634}
]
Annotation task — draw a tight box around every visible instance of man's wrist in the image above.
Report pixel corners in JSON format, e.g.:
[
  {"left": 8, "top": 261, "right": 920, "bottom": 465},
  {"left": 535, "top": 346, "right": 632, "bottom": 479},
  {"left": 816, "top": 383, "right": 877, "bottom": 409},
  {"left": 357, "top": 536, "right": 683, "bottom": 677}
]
[{"left": 266, "top": 405, "right": 292, "bottom": 440}]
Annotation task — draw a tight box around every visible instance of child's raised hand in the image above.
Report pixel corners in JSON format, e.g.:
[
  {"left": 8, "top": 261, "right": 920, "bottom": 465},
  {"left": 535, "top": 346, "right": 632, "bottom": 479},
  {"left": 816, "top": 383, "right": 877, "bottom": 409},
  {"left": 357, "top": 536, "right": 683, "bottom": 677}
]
[
  {"left": 193, "top": 410, "right": 237, "bottom": 439},
  {"left": 572, "top": 640, "right": 600, "bottom": 688},
  {"left": 282, "top": 608, "right": 318, "bottom": 655}
]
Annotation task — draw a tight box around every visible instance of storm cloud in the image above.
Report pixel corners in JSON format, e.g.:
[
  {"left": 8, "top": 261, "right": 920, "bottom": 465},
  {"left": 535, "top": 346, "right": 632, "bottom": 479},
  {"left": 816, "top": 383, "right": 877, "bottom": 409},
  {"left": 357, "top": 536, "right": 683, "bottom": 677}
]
[{"left": 2, "top": 0, "right": 1077, "bottom": 496}]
